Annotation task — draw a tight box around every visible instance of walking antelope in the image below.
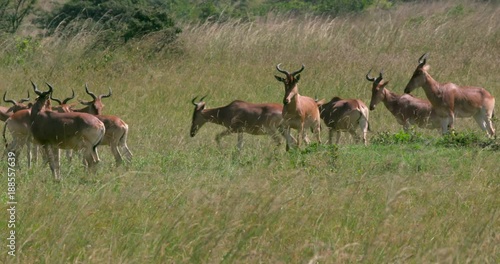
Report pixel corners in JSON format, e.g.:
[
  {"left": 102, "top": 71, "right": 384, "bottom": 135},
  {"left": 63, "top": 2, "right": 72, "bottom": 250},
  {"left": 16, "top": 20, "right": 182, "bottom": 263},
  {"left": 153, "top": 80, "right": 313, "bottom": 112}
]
[
  {"left": 317, "top": 97, "right": 370, "bottom": 145},
  {"left": 190, "top": 96, "right": 287, "bottom": 150},
  {"left": 1, "top": 91, "right": 31, "bottom": 121},
  {"left": 30, "top": 82, "right": 105, "bottom": 180},
  {"left": 275, "top": 64, "right": 321, "bottom": 150},
  {"left": 404, "top": 53, "right": 495, "bottom": 137},
  {"left": 72, "top": 84, "right": 132, "bottom": 165},
  {"left": 366, "top": 70, "right": 441, "bottom": 131}
]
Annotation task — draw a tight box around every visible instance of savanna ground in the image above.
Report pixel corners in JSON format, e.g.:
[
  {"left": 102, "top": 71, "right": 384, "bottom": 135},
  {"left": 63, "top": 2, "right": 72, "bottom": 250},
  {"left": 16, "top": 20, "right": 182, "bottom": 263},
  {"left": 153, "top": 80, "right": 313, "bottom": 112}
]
[{"left": 0, "top": 1, "right": 499, "bottom": 263}]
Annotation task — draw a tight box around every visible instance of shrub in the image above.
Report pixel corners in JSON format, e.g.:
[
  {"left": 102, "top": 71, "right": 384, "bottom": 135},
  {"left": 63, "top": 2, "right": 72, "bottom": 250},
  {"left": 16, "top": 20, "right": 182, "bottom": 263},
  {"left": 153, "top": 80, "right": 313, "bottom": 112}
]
[{"left": 41, "top": 0, "right": 181, "bottom": 49}]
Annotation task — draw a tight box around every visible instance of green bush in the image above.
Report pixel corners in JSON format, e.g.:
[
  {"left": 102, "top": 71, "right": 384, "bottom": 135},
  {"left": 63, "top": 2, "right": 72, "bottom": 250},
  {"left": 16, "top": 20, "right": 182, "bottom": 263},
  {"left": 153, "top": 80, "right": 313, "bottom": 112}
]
[{"left": 41, "top": 0, "right": 181, "bottom": 48}]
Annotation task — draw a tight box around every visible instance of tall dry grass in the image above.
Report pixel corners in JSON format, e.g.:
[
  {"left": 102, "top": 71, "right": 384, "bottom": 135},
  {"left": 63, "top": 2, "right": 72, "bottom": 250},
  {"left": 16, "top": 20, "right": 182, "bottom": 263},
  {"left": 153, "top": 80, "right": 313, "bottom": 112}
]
[{"left": 0, "top": 1, "right": 499, "bottom": 263}]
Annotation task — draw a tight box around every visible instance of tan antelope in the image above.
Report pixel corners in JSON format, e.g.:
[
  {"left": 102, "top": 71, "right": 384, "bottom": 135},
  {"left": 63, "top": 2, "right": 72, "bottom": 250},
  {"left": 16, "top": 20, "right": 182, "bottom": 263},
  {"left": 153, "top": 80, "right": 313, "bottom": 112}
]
[
  {"left": 49, "top": 89, "right": 80, "bottom": 162},
  {"left": 317, "top": 97, "right": 370, "bottom": 145},
  {"left": 366, "top": 70, "right": 441, "bottom": 131},
  {"left": 3, "top": 109, "right": 34, "bottom": 167},
  {"left": 275, "top": 64, "right": 321, "bottom": 150},
  {"left": 0, "top": 91, "right": 31, "bottom": 121},
  {"left": 190, "top": 96, "right": 287, "bottom": 150},
  {"left": 404, "top": 53, "right": 496, "bottom": 137},
  {"left": 30, "top": 82, "right": 106, "bottom": 180},
  {"left": 2, "top": 91, "right": 36, "bottom": 167},
  {"left": 71, "top": 84, "right": 132, "bottom": 165}
]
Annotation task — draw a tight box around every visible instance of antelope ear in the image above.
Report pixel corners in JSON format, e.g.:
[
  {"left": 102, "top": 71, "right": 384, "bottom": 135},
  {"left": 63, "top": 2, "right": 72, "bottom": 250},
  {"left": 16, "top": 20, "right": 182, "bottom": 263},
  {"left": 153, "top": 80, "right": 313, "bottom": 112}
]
[
  {"left": 295, "top": 74, "right": 300, "bottom": 81},
  {"left": 381, "top": 81, "right": 389, "bottom": 88},
  {"left": 423, "top": 65, "right": 430, "bottom": 71},
  {"left": 274, "top": 76, "right": 284, "bottom": 82}
]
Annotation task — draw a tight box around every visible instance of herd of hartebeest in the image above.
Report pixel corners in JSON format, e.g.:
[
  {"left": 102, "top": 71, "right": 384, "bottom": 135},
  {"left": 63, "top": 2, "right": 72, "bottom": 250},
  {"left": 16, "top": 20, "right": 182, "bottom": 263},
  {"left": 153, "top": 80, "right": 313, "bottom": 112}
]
[
  {"left": 2, "top": 82, "right": 132, "bottom": 180},
  {"left": 190, "top": 53, "right": 495, "bottom": 150},
  {"left": 1, "top": 53, "right": 496, "bottom": 180}
]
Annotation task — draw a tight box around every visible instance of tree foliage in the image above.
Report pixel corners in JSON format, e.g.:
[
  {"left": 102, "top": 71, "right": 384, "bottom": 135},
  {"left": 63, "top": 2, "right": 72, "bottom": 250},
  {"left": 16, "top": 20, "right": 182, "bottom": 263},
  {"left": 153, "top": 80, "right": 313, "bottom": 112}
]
[
  {"left": 0, "top": 0, "right": 36, "bottom": 33},
  {"left": 41, "top": 0, "right": 181, "bottom": 47}
]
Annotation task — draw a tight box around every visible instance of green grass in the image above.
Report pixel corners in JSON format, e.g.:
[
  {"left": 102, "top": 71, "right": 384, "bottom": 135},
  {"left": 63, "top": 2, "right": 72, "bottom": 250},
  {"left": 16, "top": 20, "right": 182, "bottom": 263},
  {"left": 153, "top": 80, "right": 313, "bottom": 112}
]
[{"left": 1, "top": 1, "right": 499, "bottom": 263}]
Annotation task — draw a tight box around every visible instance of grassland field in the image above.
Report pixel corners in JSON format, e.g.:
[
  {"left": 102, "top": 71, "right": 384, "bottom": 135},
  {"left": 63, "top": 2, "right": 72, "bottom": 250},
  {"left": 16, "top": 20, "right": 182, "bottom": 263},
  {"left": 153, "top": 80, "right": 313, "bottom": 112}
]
[{"left": 0, "top": 0, "right": 499, "bottom": 263}]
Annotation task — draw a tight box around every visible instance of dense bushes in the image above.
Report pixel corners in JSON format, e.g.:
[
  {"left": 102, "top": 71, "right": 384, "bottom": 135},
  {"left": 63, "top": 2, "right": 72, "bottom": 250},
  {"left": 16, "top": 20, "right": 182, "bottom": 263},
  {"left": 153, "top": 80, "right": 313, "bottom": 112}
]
[{"left": 39, "top": 0, "right": 181, "bottom": 48}]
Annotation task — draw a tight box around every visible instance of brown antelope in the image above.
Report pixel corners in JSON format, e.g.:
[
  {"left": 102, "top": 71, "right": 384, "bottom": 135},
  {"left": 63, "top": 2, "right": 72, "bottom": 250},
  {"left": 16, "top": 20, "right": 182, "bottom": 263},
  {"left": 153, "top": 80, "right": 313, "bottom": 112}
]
[
  {"left": 3, "top": 109, "right": 34, "bottom": 167},
  {"left": 404, "top": 53, "right": 496, "bottom": 137},
  {"left": 366, "top": 70, "right": 441, "bottom": 131},
  {"left": 275, "top": 64, "right": 321, "bottom": 150},
  {"left": 317, "top": 97, "right": 370, "bottom": 145},
  {"left": 49, "top": 89, "right": 80, "bottom": 162},
  {"left": 0, "top": 91, "right": 31, "bottom": 121},
  {"left": 30, "top": 82, "right": 106, "bottom": 180},
  {"left": 72, "top": 84, "right": 132, "bottom": 165},
  {"left": 190, "top": 96, "right": 288, "bottom": 150}
]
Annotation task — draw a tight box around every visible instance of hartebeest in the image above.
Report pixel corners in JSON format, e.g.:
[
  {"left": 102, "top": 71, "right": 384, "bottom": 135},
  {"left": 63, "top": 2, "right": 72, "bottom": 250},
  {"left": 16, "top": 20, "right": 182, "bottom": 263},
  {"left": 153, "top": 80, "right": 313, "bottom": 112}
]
[
  {"left": 366, "top": 70, "right": 441, "bottom": 131},
  {"left": 0, "top": 91, "right": 31, "bottom": 121},
  {"left": 317, "top": 97, "right": 370, "bottom": 145},
  {"left": 72, "top": 84, "right": 132, "bottom": 165},
  {"left": 404, "top": 53, "right": 495, "bottom": 137},
  {"left": 190, "top": 96, "right": 287, "bottom": 150},
  {"left": 275, "top": 64, "right": 321, "bottom": 150},
  {"left": 3, "top": 109, "right": 34, "bottom": 167},
  {"left": 30, "top": 82, "right": 106, "bottom": 180}
]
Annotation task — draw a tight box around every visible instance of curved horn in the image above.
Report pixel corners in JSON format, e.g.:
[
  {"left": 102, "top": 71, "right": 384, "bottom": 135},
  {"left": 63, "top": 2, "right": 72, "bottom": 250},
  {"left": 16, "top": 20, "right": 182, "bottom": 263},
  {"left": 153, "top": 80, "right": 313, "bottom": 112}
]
[
  {"left": 31, "top": 81, "right": 42, "bottom": 95},
  {"left": 276, "top": 63, "right": 289, "bottom": 75},
  {"left": 99, "top": 87, "right": 112, "bottom": 99},
  {"left": 365, "top": 69, "right": 376, "bottom": 82},
  {"left": 49, "top": 93, "right": 63, "bottom": 105},
  {"left": 62, "top": 89, "right": 75, "bottom": 104},
  {"left": 78, "top": 99, "right": 93, "bottom": 106},
  {"left": 3, "top": 91, "right": 17, "bottom": 105},
  {"left": 19, "top": 91, "right": 30, "bottom": 103},
  {"left": 199, "top": 95, "right": 207, "bottom": 102},
  {"left": 418, "top": 53, "right": 428, "bottom": 64},
  {"left": 379, "top": 69, "right": 384, "bottom": 80},
  {"left": 85, "top": 83, "right": 97, "bottom": 100},
  {"left": 191, "top": 96, "right": 199, "bottom": 106},
  {"left": 45, "top": 82, "right": 54, "bottom": 94},
  {"left": 291, "top": 64, "right": 305, "bottom": 76}
]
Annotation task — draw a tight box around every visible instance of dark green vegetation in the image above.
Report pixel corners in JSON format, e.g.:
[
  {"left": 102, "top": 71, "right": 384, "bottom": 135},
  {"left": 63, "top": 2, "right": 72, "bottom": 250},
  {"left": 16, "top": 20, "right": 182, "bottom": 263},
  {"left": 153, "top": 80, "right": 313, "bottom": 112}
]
[{"left": 1, "top": 0, "right": 499, "bottom": 263}]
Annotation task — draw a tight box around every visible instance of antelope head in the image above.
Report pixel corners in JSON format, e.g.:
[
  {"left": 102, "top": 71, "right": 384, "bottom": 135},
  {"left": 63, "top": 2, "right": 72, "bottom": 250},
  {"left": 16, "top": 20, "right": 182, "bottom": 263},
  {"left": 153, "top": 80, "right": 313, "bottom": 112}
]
[
  {"left": 274, "top": 64, "right": 305, "bottom": 105},
  {"left": 50, "top": 89, "right": 75, "bottom": 105},
  {"left": 31, "top": 81, "right": 54, "bottom": 112},
  {"left": 366, "top": 69, "right": 388, "bottom": 110},
  {"left": 78, "top": 83, "right": 112, "bottom": 115},
  {"left": 3, "top": 91, "right": 31, "bottom": 112},
  {"left": 190, "top": 95, "right": 207, "bottom": 137},
  {"left": 404, "top": 53, "right": 429, "bottom": 94}
]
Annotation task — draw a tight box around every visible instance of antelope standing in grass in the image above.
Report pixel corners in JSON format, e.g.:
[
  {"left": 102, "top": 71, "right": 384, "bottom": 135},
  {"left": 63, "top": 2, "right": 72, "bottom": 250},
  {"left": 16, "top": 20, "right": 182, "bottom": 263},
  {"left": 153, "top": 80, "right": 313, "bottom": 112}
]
[
  {"left": 3, "top": 109, "right": 34, "bottom": 167},
  {"left": 0, "top": 91, "right": 31, "bottom": 121},
  {"left": 275, "top": 64, "right": 321, "bottom": 150},
  {"left": 404, "top": 53, "right": 495, "bottom": 137},
  {"left": 2, "top": 91, "right": 36, "bottom": 167},
  {"left": 366, "top": 70, "right": 441, "bottom": 131},
  {"left": 317, "top": 97, "right": 370, "bottom": 145},
  {"left": 190, "top": 96, "right": 287, "bottom": 150},
  {"left": 72, "top": 84, "right": 132, "bottom": 165},
  {"left": 30, "top": 82, "right": 105, "bottom": 180}
]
